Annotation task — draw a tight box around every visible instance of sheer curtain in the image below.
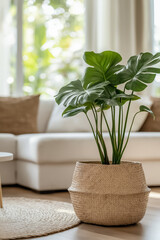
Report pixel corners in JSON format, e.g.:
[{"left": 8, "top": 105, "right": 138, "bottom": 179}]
[
  {"left": 85, "top": 0, "right": 153, "bottom": 64},
  {"left": 0, "top": 0, "right": 11, "bottom": 96}
]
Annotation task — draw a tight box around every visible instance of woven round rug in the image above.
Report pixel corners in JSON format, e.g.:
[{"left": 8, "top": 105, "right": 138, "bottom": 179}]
[{"left": 0, "top": 197, "right": 80, "bottom": 240}]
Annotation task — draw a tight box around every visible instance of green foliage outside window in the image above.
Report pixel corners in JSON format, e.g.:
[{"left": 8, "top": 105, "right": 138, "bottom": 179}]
[
  {"left": 23, "top": 0, "right": 84, "bottom": 97},
  {"left": 9, "top": 0, "right": 84, "bottom": 97}
]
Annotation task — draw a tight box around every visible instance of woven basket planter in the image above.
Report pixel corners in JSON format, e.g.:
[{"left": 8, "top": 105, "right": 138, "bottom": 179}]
[{"left": 69, "top": 161, "right": 150, "bottom": 226}]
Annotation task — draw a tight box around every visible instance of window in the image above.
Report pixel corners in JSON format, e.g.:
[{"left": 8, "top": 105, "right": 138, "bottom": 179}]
[
  {"left": 5, "top": 0, "right": 160, "bottom": 97},
  {"left": 9, "top": 0, "right": 85, "bottom": 97}
]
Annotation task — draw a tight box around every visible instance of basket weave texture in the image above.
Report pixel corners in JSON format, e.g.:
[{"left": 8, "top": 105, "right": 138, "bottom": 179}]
[{"left": 69, "top": 161, "right": 150, "bottom": 226}]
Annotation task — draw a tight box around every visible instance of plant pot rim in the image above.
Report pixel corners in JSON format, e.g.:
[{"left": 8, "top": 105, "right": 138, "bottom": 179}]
[{"left": 76, "top": 161, "right": 142, "bottom": 166}]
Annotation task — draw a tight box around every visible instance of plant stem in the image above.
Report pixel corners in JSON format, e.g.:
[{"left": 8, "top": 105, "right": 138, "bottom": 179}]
[
  {"left": 85, "top": 112, "right": 105, "bottom": 164},
  {"left": 103, "top": 108, "right": 116, "bottom": 164},
  {"left": 118, "top": 106, "right": 122, "bottom": 151},
  {"left": 121, "top": 106, "right": 124, "bottom": 137},
  {"left": 97, "top": 130, "right": 109, "bottom": 164},
  {"left": 118, "top": 98, "right": 132, "bottom": 163},
  {"left": 111, "top": 106, "right": 118, "bottom": 163},
  {"left": 102, "top": 110, "right": 112, "bottom": 139},
  {"left": 119, "top": 111, "right": 140, "bottom": 161},
  {"left": 92, "top": 105, "right": 109, "bottom": 164},
  {"left": 91, "top": 106, "right": 106, "bottom": 164},
  {"left": 100, "top": 107, "right": 103, "bottom": 135},
  {"left": 100, "top": 108, "right": 110, "bottom": 164}
]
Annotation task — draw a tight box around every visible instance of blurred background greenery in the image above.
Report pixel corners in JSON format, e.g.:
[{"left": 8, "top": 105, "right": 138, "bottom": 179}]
[{"left": 10, "top": 0, "right": 84, "bottom": 97}]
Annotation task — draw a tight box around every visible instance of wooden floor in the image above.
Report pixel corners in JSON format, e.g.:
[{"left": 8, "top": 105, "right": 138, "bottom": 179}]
[{"left": 2, "top": 186, "right": 160, "bottom": 240}]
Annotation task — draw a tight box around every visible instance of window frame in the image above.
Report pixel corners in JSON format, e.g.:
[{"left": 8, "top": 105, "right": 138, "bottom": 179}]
[{"left": 15, "top": 0, "right": 23, "bottom": 96}]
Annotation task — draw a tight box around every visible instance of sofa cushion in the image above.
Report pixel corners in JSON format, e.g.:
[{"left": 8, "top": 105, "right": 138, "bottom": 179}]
[
  {"left": 37, "top": 99, "right": 54, "bottom": 132},
  {"left": 140, "top": 97, "right": 160, "bottom": 132},
  {"left": 0, "top": 95, "right": 40, "bottom": 135},
  {"left": 17, "top": 132, "right": 160, "bottom": 164},
  {"left": 46, "top": 97, "right": 151, "bottom": 133},
  {"left": 46, "top": 103, "right": 93, "bottom": 133},
  {"left": 17, "top": 133, "right": 100, "bottom": 163},
  {"left": 16, "top": 161, "right": 76, "bottom": 190},
  {"left": 106, "top": 97, "right": 152, "bottom": 132},
  {"left": 122, "top": 132, "right": 160, "bottom": 161},
  {"left": 0, "top": 133, "right": 16, "bottom": 158}
]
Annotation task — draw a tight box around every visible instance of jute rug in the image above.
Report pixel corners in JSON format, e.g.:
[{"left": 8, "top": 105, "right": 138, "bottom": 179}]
[{"left": 0, "top": 197, "right": 80, "bottom": 240}]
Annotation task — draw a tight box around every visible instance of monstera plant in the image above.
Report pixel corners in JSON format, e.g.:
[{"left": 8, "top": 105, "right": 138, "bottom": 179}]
[{"left": 55, "top": 51, "right": 160, "bottom": 165}]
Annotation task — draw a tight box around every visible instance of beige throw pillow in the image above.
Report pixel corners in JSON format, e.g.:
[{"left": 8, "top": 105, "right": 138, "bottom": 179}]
[
  {"left": 0, "top": 95, "right": 40, "bottom": 135},
  {"left": 46, "top": 103, "right": 94, "bottom": 133},
  {"left": 140, "top": 97, "right": 160, "bottom": 132}
]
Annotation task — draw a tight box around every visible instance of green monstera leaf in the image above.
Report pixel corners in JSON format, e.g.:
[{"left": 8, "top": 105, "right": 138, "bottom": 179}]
[
  {"left": 82, "top": 51, "right": 123, "bottom": 90},
  {"left": 62, "top": 105, "right": 91, "bottom": 118},
  {"left": 83, "top": 51, "right": 122, "bottom": 73},
  {"left": 82, "top": 67, "right": 104, "bottom": 89},
  {"left": 139, "top": 105, "right": 155, "bottom": 119},
  {"left": 82, "top": 64, "right": 124, "bottom": 89},
  {"left": 55, "top": 79, "right": 108, "bottom": 107},
  {"left": 105, "top": 64, "right": 124, "bottom": 81},
  {"left": 98, "top": 86, "right": 140, "bottom": 107},
  {"left": 108, "top": 52, "right": 160, "bottom": 91},
  {"left": 121, "top": 52, "right": 160, "bottom": 91}
]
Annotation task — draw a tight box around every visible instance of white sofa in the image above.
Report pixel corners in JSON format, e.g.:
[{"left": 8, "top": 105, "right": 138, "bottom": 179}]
[{"left": 0, "top": 99, "right": 160, "bottom": 191}]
